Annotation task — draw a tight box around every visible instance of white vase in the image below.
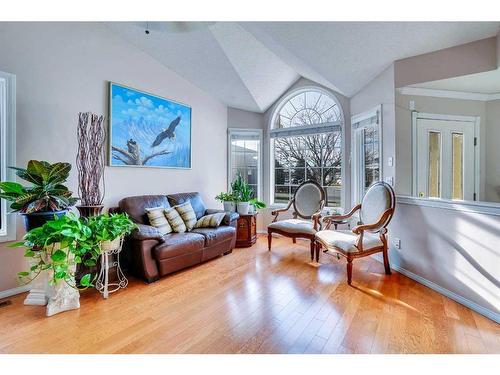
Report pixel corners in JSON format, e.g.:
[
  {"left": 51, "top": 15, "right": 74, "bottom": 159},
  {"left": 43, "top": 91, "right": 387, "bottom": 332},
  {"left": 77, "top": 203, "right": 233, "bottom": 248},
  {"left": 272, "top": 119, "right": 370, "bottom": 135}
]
[
  {"left": 46, "top": 252, "right": 80, "bottom": 317},
  {"left": 237, "top": 202, "right": 249, "bottom": 215},
  {"left": 223, "top": 201, "right": 236, "bottom": 212}
]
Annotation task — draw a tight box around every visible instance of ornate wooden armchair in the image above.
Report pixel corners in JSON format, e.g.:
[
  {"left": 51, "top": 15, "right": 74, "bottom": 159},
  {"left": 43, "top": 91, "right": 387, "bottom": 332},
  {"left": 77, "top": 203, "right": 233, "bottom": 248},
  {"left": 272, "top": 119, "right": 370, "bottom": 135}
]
[
  {"left": 267, "top": 180, "right": 325, "bottom": 262},
  {"left": 315, "top": 181, "right": 396, "bottom": 285}
]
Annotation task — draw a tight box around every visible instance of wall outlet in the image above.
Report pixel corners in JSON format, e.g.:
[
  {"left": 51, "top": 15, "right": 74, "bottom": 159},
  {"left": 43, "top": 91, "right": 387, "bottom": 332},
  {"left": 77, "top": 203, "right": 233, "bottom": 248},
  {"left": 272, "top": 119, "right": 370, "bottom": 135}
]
[
  {"left": 393, "top": 237, "right": 401, "bottom": 250},
  {"left": 387, "top": 156, "right": 393, "bottom": 167}
]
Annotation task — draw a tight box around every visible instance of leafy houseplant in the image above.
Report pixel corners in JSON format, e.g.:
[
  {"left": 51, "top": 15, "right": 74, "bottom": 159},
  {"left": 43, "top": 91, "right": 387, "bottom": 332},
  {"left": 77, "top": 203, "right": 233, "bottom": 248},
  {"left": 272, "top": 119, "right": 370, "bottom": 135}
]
[
  {"left": 215, "top": 192, "right": 236, "bottom": 212},
  {"left": 11, "top": 213, "right": 99, "bottom": 289},
  {"left": 0, "top": 160, "right": 78, "bottom": 231},
  {"left": 231, "top": 172, "right": 254, "bottom": 215},
  {"left": 88, "top": 213, "right": 137, "bottom": 252}
]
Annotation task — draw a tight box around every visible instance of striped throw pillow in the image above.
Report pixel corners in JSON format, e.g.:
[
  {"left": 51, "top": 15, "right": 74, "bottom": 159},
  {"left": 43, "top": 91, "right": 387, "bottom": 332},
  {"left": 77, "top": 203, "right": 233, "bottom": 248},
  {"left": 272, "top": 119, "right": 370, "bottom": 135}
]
[
  {"left": 164, "top": 207, "right": 187, "bottom": 233},
  {"left": 175, "top": 201, "right": 197, "bottom": 231},
  {"left": 145, "top": 207, "right": 172, "bottom": 235},
  {"left": 194, "top": 212, "right": 226, "bottom": 229}
]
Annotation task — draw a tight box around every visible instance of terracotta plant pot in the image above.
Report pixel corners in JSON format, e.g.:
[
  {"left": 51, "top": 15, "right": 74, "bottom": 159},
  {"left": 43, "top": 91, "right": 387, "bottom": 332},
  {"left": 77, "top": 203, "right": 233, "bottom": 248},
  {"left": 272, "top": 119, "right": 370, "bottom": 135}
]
[{"left": 76, "top": 205, "right": 104, "bottom": 218}]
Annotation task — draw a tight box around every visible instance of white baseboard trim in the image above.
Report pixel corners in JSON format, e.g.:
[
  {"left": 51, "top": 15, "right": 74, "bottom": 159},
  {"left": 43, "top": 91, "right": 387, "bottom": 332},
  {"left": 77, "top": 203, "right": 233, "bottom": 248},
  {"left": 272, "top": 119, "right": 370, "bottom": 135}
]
[
  {"left": 371, "top": 254, "right": 500, "bottom": 324},
  {"left": 0, "top": 284, "right": 30, "bottom": 300}
]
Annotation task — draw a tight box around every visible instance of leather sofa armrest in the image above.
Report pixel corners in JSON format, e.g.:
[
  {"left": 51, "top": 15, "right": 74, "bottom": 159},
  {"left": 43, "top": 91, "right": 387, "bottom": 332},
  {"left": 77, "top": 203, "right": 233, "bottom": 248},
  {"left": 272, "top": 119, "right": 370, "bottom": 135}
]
[
  {"left": 130, "top": 223, "right": 165, "bottom": 242},
  {"left": 205, "top": 209, "right": 239, "bottom": 226}
]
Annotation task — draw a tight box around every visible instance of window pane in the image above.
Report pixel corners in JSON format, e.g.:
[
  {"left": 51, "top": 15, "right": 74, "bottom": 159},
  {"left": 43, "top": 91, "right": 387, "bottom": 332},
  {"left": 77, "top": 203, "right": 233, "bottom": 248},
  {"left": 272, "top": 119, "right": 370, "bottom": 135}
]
[
  {"left": 230, "top": 133, "right": 260, "bottom": 199},
  {"left": 272, "top": 89, "right": 342, "bottom": 207},
  {"left": 275, "top": 185, "right": 290, "bottom": 204},
  {"left": 452, "top": 133, "right": 464, "bottom": 200},
  {"left": 428, "top": 131, "right": 441, "bottom": 198}
]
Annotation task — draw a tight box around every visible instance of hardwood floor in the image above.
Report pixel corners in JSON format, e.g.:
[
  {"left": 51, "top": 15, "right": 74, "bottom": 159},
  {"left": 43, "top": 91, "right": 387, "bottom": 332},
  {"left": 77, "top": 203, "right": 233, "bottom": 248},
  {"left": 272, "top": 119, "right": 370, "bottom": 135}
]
[{"left": 1, "top": 235, "right": 499, "bottom": 354}]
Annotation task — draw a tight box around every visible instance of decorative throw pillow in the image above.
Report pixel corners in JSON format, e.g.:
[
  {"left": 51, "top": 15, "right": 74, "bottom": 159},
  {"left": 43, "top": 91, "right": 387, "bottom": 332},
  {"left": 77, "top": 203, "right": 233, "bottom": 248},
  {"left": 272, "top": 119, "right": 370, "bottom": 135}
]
[
  {"left": 175, "top": 201, "right": 197, "bottom": 231},
  {"left": 145, "top": 207, "right": 172, "bottom": 235},
  {"left": 164, "top": 207, "right": 187, "bottom": 233},
  {"left": 194, "top": 212, "right": 226, "bottom": 229}
]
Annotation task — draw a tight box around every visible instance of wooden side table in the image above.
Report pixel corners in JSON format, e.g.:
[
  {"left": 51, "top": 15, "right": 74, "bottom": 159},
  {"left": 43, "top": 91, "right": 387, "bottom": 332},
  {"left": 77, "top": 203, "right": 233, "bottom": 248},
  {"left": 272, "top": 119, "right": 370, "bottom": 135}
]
[{"left": 236, "top": 212, "right": 258, "bottom": 248}]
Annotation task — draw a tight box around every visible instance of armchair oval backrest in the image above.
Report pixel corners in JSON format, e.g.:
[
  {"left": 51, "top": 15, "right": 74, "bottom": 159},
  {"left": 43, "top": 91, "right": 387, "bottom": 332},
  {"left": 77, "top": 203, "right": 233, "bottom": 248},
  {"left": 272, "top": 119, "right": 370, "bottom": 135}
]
[
  {"left": 360, "top": 181, "right": 396, "bottom": 230},
  {"left": 293, "top": 180, "right": 326, "bottom": 219}
]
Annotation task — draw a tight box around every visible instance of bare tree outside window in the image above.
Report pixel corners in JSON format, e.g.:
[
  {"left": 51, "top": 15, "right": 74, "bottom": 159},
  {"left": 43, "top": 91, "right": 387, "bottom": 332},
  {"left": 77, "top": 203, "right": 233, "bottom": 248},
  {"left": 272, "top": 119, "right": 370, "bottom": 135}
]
[{"left": 272, "top": 89, "right": 343, "bottom": 206}]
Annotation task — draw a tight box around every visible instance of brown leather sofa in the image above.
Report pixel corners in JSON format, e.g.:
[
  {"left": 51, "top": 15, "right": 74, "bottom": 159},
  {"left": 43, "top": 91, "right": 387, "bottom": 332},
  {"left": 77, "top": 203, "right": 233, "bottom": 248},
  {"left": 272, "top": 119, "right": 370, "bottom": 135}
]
[{"left": 109, "top": 192, "right": 239, "bottom": 283}]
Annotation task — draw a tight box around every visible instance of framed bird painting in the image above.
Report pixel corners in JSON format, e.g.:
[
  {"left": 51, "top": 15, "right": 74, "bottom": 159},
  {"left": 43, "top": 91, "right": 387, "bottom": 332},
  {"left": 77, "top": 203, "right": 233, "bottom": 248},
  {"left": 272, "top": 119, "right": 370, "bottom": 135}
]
[{"left": 108, "top": 82, "right": 192, "bottom": 168}]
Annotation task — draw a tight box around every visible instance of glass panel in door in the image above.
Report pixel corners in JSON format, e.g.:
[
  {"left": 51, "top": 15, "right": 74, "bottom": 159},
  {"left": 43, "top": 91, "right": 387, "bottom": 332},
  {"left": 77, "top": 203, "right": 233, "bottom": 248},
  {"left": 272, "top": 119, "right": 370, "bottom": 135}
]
[
  {"left": 428, "top": 131, "right": 441, "bottom": 198},
  {"left": 451, "top": 133, "right": 464, "bottom": 200}
]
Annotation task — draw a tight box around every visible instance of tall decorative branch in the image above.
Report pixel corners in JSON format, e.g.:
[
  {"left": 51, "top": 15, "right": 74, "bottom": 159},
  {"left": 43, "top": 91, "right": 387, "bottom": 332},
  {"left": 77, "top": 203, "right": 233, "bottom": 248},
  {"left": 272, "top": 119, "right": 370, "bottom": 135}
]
[{"left": 76, "top": 112, "right": 106, "bottom": 206}]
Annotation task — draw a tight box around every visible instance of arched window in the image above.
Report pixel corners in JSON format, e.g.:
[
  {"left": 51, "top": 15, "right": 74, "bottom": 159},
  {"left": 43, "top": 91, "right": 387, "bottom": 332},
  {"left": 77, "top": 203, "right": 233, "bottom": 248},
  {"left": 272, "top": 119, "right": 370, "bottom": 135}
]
[{"left": 270, "top": 87, "right": 343, "bottom": 207}]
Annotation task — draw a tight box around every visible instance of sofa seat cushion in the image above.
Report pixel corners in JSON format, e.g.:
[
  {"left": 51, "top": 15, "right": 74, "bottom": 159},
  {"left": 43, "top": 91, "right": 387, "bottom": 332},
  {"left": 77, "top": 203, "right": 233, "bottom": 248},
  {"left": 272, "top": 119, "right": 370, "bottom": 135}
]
[
  {"left": 315, "top": 230, "right": 383, "bottom": 253},
  {"left": 153, "top": 232, "right": 205, "bottom": 260},
  {"left": 191, "top": 226, "right": 235, "bottom": 247}
]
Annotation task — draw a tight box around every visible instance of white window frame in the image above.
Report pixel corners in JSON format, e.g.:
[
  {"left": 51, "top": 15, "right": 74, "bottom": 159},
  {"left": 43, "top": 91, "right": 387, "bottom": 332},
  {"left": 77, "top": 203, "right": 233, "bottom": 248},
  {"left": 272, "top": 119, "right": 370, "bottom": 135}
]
[
  {"left": 411, "top": 112, "right": 480, "bottom": 201},
  {"left": 227, "top": 128, "right": 263, "bottom": 200},
  {"left": 351, "top": 105, "right": 383, "bottom": 205},
  {"left": 0, "top": 71, "right": 16, "bottom": 242},
  {"left": 268, "top": 86, "right": 346, "bottom": 208}
]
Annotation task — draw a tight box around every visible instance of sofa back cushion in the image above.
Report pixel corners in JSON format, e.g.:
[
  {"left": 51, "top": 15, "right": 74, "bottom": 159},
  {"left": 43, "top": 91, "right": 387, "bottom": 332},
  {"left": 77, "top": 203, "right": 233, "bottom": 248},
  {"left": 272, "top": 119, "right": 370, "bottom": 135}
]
[
  {"left": 167, "top": 192, "right": 206, "bottom": 219},
  {"left": 118, "top": 195, "right": 171, "bottom": 224}
]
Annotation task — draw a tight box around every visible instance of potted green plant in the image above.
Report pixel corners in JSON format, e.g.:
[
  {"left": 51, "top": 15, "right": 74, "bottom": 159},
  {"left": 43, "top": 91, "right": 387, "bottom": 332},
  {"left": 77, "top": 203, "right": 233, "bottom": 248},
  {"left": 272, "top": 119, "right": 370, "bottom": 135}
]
[
  {"left": 88, "top": 213, "right": 136, "bottom": 252},
  {"left": 0, "top": 160, "right": 78, "bottom": 231},
  {"left": 249, "top": 198, "right": 266, "bottom": 213},
  {"left": 11, "top": 213, "right": 100, "bottom": 316},
  {"left": 215, "top": 192, "right": 236, "bottom": 212}
]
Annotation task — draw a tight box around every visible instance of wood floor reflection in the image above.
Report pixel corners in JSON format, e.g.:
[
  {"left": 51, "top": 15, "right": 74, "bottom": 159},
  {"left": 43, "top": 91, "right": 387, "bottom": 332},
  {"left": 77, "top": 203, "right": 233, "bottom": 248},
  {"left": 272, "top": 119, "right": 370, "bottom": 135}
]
[{"left": 1, "top": 235, "right": 499, "bottom": 354}]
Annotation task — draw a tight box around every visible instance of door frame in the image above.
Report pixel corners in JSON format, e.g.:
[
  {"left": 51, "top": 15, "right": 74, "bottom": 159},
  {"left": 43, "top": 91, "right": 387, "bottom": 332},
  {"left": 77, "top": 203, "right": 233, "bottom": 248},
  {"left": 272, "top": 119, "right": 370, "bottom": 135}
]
[
  {"left": 351, "top": 104, "right": 383, "bottom": 205},
  {"left": 411, "top": 112, "right": 480, "bottom": 200}
]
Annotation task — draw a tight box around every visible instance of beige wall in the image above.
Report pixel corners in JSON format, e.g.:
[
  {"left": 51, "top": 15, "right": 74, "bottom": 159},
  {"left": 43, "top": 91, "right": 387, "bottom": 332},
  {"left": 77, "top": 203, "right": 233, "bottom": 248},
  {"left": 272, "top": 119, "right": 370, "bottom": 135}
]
[
  {"left": 0, "top": 22, "right": 228, "bottom": 293},
  {"left": 394, "top": 37, "right": 498, "bottom": 88},
  {"left": 350, "top": 64, "right": 396, "bottom": 200}
]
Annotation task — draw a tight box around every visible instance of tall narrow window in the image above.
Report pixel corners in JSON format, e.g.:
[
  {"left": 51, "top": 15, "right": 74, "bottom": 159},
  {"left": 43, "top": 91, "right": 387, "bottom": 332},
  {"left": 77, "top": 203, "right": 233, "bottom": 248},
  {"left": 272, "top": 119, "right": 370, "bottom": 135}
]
[
  {"left": 271, "top": 88, "right": 343, "bottom": 207},
  {"left": 0, "top": 71, "right": 16, "bottom": 241},
  {"left": 351, "top": 105, "right": 382, "bottom": 204},
  {"left": 228, "top": 129, "right": 262, "bottom": 199}
]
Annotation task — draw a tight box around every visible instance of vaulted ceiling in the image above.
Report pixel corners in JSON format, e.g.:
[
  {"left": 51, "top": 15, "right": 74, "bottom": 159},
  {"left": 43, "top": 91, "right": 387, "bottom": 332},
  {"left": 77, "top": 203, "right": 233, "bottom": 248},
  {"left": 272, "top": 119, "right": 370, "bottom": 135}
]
[{"left": 107, "top": 22, "right": 500, "bottom": 113}]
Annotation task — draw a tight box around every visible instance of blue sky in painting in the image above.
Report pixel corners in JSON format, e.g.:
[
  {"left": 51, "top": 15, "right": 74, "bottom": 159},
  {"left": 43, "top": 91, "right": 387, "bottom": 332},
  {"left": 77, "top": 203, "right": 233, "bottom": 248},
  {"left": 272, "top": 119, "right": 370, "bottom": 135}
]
[{"left": 110, "top": 83, "right": 191, "bottom": 167}]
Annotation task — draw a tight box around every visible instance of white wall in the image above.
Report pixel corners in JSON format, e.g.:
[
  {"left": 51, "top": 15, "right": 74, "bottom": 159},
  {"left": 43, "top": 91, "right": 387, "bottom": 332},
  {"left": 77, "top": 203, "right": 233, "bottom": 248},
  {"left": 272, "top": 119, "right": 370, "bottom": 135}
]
[
  {"left": 388, "top": 36, "right": 500, "bottom": 320},
  {"left": 227, "top": 107, "right": 263, "bottom": 130},
  {"left": 350, "top": 64, "right": 396, "bottom": 198},
  {"left": 485, "top": 100, "right": 500, "bottom": 202},
  {"left": 0, "top": 22, "right": 228, "bottom": 292}
]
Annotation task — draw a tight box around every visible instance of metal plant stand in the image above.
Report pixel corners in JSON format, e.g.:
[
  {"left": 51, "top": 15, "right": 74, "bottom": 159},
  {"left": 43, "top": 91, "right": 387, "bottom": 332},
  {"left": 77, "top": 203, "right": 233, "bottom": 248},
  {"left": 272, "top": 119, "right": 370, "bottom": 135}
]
[{"left": 95, "top": 237, "right": 128, "bottom": 299}]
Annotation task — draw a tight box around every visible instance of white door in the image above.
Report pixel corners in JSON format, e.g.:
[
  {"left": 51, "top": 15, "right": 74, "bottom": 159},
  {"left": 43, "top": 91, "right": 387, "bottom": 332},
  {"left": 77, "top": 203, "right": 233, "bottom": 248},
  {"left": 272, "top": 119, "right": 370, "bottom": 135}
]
[{"left": 415, "top": 118, "right": 475, "bottom": 200}]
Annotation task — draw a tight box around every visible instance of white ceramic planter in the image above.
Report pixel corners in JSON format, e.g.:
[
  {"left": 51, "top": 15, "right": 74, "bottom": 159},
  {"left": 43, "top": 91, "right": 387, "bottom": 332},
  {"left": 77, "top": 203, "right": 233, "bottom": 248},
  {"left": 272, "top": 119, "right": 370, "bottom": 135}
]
[
  {"left": 46, "top": 250, "right": 80, "bottom": 317},
  {"left": 237, "top": 202, "right": 250, "bottom": 215},
  {"left": 223, "top": 201, "right": 236, "bottom": 212},
  {"left": 100, "top": 236, "right": 122, "bottom": 252}
]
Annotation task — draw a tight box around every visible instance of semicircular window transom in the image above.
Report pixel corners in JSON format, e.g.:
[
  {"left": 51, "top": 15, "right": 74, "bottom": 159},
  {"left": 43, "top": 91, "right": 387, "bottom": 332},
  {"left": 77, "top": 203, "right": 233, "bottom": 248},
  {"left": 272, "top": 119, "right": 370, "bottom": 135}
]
[{"left": 275, "top": 89, "right": 341, "bottom": 129}]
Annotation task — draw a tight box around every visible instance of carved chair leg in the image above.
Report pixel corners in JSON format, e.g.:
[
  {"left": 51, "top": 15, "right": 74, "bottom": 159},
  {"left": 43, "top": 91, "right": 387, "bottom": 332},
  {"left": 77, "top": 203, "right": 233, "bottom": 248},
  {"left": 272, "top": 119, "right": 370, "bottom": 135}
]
[
  {"left": 315, "top": 241, "right": 320, "bottom": 262},
  {"left": 347, "top": 257, "right": 353, "bottom": 285},
  {"left": 309, "top": 240, "right": 314, "bottom": 261},
  {"left": 293, "top": 238, "right": 296, "bottom": 244},
  {"left": 267, "top": 232, "right": 272, "bottom": 251},
  {"left": 382, "top": 246, "right": 391, "bottom": 275}
]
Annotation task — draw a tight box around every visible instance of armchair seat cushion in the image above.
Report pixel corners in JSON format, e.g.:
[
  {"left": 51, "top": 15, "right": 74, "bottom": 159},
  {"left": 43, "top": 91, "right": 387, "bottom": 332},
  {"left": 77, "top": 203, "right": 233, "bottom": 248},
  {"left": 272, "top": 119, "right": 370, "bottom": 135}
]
[
  {"left": 268, "top": 219, "right": 316, "bottom": 235},
  {"left": 315, "top": 230, "right": 383, "bottom": 253}
]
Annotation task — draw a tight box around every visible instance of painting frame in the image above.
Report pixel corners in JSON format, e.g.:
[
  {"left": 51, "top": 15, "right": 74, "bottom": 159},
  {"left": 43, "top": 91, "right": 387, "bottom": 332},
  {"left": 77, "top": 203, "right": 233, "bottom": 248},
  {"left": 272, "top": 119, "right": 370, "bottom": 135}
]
[{"left": 108, "top": 82, "right": 192, "bottom": 169}]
